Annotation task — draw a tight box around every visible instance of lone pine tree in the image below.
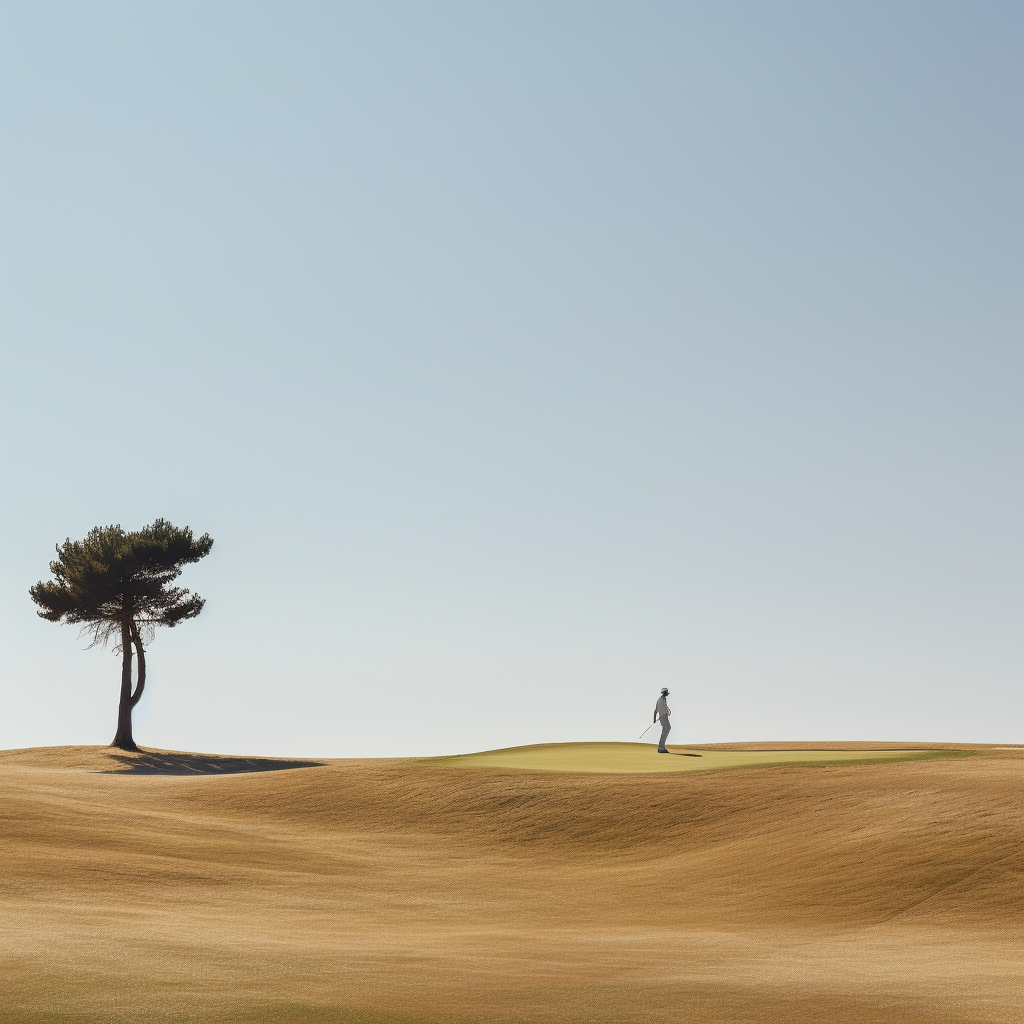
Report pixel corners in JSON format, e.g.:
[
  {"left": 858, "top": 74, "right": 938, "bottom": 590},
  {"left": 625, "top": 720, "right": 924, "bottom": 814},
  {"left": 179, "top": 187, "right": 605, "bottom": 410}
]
[{"left": 30, "top": 520, "right": 213, "bottom": 751}]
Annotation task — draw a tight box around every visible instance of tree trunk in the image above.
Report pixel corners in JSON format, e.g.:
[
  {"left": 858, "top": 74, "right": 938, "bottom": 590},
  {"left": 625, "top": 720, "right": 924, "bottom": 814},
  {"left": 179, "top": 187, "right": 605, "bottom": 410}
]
[
  {"left": 129, "top": 619, "right": 146, "bottom": 709},
  {"left": 111, "top": 618, "right": 139, "bottom": 751}
]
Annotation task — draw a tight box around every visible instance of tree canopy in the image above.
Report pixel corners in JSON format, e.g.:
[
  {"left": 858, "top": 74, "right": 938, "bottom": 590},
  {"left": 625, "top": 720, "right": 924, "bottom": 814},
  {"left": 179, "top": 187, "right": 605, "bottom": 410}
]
[{"left": 30, "top": 519, "right": 213, "bottom": 750}]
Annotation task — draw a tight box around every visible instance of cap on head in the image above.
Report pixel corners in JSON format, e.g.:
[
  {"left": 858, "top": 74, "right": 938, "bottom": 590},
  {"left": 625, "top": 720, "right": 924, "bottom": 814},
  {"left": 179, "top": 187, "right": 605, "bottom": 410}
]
[{"left": 661, "top": 687, "right": 669, "bottom": 695}]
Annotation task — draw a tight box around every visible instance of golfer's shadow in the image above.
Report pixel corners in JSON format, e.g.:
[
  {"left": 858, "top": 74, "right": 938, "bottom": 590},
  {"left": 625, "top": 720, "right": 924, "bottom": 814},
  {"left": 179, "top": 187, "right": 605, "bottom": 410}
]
[{"left": 668, "top": 750, "right": 703, "bottom": 757}]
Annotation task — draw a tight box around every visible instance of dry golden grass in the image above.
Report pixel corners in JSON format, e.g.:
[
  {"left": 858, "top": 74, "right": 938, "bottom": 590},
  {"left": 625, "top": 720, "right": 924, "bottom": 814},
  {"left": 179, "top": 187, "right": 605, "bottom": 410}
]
[{"left": 0, "top": 741, "right": 1020, "bottom": 1023}]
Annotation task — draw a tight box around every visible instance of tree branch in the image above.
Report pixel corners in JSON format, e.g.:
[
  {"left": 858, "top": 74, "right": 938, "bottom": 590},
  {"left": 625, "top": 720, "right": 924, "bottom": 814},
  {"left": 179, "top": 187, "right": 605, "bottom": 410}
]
[{"left": 129, "top": 618, "right": 146, "bottom": 708}]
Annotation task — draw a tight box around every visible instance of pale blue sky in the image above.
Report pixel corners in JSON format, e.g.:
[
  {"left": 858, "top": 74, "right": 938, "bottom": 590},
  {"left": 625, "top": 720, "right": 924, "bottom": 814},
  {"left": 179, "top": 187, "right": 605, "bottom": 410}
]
[{"left": 1, "top": 2, "right": 1020, "bottom": 756}]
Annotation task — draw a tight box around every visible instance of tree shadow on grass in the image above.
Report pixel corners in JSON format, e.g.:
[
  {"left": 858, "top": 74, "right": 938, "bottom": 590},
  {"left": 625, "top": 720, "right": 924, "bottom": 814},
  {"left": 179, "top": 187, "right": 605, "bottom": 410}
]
[{"left": 101, "top": 750, "right": 325, "bottom": 775}]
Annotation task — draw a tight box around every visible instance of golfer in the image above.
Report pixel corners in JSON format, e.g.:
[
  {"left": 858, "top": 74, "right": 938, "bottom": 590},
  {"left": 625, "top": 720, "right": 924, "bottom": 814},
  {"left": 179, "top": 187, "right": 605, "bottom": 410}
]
[{"left": 654, "top": 687, "right": 671, "bottom": 753}]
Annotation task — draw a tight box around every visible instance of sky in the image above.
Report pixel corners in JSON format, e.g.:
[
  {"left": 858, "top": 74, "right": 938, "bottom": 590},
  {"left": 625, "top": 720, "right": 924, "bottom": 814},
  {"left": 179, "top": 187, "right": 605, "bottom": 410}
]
[{"left": 1, "top": 1, "right": 1020, "bottom": 757}]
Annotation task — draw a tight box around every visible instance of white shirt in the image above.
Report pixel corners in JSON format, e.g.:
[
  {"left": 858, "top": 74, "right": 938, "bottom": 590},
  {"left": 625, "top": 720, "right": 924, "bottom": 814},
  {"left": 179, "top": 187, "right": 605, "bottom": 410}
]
[{"left": 655, "top": 695, "right": 670, "bottom": 719}]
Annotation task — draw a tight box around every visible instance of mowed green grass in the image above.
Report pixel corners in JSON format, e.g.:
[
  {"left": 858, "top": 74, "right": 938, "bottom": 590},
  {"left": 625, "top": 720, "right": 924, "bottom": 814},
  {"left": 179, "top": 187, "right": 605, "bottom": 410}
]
[{"left": 426, "top": 741, "right": 954, "bottom": 774}]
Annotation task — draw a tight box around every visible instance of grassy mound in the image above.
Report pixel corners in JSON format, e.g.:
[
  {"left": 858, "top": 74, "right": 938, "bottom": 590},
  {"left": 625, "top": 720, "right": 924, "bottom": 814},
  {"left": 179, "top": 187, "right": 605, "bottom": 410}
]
[
  {"left": 0, "top": 742, "right": 1019, "bottom": 1024},
  {"left": 425, "top": 741, "right": 956, "bottom": 774}
]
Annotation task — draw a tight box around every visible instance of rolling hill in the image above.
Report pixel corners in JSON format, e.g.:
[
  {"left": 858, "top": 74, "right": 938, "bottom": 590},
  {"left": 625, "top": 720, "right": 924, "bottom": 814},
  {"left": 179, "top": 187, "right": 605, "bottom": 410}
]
[{"left": 0, "top": 741, "right": 1020, "bottom": 1023}]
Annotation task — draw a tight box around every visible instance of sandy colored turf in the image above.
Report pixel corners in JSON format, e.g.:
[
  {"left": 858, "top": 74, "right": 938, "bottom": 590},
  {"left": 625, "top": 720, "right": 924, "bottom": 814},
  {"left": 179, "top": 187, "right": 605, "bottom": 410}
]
[
  {"left": 0, "top": 741, "right": 1021, "bottom": 1024},
  {"left": 427, "top": 741, "right": 956, "bottom": 773}
]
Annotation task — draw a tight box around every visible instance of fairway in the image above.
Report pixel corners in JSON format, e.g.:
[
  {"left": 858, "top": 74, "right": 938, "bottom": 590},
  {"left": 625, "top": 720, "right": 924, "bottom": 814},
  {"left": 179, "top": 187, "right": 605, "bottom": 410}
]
[
  {"left": 428, "top": 741, "right": 947, "bottom": 773},
  {"left": 0, "top": 742, "right": 1020, "bottom": 1024}
]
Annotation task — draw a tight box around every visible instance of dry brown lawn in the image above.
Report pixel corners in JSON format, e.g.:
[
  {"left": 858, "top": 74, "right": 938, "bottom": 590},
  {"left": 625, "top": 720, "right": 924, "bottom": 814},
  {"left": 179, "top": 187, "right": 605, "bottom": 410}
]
[{"left": 0, "top": 741, "right": 1020, "bottom": 1023}]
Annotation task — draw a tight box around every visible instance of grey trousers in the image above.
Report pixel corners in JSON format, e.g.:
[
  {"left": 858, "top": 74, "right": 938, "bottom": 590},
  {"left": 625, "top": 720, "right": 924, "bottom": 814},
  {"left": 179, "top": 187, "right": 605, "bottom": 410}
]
[{"left": 658, "top": 716, "right": 671, "bottom": 750}]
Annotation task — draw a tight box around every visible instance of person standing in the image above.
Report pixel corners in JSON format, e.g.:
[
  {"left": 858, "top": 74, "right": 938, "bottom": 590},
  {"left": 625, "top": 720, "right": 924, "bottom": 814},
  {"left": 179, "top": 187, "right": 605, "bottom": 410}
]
[{"left": 654, "top": 687, "right": 671, "bottom": 753}]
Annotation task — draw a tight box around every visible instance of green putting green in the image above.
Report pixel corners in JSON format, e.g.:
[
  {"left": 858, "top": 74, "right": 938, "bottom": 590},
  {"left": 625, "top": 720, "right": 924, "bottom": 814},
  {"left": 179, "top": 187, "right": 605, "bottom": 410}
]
[{"left": 426, "top": 742, "right": 950, "bottom": 774}]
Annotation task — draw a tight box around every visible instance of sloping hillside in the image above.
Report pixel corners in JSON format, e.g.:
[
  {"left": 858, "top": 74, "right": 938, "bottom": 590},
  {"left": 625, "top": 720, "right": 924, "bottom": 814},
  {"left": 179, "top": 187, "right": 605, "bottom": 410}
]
[{"left": 0, "top": 742, "right": 1020, "bottom": 1023}]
